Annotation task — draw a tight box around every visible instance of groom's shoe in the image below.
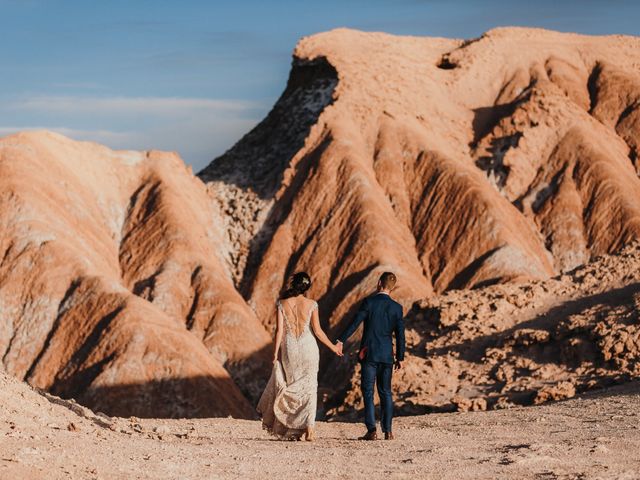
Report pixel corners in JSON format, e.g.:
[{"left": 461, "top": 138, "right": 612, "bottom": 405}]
[
  {"left": 384, "top": 432, "right": 395, "bottom": 440},
  {"left": 358, "top": 430, "right": 378, "bottom": 441}
]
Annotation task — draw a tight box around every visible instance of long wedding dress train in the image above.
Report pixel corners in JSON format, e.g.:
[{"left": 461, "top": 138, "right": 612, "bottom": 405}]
[{"left": 257, "top": 300, "right": 319, "bottom": 439}]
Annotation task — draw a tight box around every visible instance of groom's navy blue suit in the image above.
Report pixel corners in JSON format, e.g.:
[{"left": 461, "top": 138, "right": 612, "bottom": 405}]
[{"left": 337, "top": 292, "right": 405, "bottom": 433}]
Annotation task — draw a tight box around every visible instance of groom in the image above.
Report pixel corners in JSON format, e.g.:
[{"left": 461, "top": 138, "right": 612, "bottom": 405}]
[{"left": 335, "top": 272, "right": 405, "bottom": 440}]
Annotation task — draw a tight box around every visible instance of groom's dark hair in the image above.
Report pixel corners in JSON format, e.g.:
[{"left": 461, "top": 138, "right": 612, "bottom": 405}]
[{"left": 379, "top": 272, "right": 397, "bottom": 290}]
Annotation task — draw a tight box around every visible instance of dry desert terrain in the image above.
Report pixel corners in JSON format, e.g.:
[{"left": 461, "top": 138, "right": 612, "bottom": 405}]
[{"left": 2, "top": 371, "right": 640, "bottom": 480}]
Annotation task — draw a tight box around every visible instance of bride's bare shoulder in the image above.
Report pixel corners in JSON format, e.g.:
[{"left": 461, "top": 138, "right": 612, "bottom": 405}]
[{"left": 303, "top": 297, "right": 318, "bottom": 308}]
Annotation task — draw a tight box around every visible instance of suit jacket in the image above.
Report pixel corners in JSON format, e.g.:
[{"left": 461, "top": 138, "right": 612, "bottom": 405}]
[{"left": 337, "top": 292, "right": 405, "bottom": 365}]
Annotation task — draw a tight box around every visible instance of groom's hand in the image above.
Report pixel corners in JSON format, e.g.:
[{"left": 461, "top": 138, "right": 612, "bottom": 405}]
[
  {"left": 335, "top": 341, "right": 343, "bottom": 356},
  {"left": 394, "top": 360, "right": 403, "bottom": 371}
]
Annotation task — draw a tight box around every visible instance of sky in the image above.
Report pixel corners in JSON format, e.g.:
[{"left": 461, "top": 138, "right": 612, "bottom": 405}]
[{"left": 1, "top": 0, "right": 639, "bottom": 172}]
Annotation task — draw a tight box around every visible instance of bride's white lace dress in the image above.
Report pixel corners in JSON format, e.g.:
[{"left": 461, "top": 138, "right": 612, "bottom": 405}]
[{"left": 257, "top": 300, "right": 319, "bottom": 439}]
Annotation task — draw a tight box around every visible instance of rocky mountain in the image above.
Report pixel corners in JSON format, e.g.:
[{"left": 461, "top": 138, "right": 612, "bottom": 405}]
[
  {"left": 200, "top": 27, "right": 640, "bottom": 411},
  {"left": 0, "top": 131, "right": 271, "bottom": 418},
  {"left": 2, "top": 27, "right": 640, "bottom": 419},
  {"left": 200, "top": 27, "right": 640, "bottom": 336}
]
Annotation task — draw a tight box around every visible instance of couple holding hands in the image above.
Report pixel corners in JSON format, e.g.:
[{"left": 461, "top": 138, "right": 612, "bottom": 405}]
[{"left": 258, "top": 271, "right": 405, "bottom": 441}]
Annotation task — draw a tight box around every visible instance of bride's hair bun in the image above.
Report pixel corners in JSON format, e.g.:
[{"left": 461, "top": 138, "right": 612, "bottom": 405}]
[{"left": 281, "top": 272, "right": 312, "bottom": 299}]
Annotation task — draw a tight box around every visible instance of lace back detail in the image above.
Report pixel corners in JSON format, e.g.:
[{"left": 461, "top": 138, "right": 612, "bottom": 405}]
[
  {"left": 259, "top": 299, "right": 320, "bottom": 438},
  {"left": 277, "top": 300, "right": 317, "bottom": 339}
]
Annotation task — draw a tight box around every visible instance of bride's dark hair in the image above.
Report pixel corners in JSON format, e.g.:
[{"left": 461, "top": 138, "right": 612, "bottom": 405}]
[{"left": 280, "top": 272, "right": 312, "bottom": 299}]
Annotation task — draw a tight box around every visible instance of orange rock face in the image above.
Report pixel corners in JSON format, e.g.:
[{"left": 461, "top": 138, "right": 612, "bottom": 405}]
[
  {"left": 0, "top": 132, "right": 270, "bottom": 418},
  {"left": 3, "top": 27, "right": 640, "bottom": 418},
  {"left": 199, "top": 27, "right": 640, "bottom": 412},
  {"left": 200, "top": 28, "right": 640, "bottom": 339}
]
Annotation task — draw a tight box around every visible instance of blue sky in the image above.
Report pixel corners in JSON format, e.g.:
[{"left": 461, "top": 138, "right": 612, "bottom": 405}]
[{"left": 2, "top": 0, "right": 639, "bottom": 172}]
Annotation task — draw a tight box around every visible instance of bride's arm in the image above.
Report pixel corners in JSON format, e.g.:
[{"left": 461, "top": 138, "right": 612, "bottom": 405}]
[
  {"left": 311, "top": 307, "right": 342, "bottom": 356},
  {"left": 272, "top": 305, "right": 284, "bottom": 363}
]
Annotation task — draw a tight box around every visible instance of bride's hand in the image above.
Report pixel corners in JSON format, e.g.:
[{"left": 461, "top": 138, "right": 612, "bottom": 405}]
[{"left": 333, "top": 344, "right": 343, "bottom": 357}]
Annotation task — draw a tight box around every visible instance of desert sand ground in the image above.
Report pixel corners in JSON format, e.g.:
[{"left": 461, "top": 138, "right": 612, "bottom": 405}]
[{"left": 2, "top": 372, "right": 639, "bottom": 480}]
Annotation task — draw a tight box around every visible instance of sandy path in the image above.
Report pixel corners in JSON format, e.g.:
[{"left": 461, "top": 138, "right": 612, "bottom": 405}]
[{"left": 2, "top": 378, "right": 640, "bottom": 479}]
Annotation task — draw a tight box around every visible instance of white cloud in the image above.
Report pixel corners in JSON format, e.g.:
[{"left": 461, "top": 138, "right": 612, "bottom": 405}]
[
  {"left": 1, "top": 94, "right": 266, "bottom": 171},
  {"left": 14, "top": 95, "right": 258, "bottom": 116},
  {"left": 51, "top": 82, "right": 106, "bottom": 90},
  {"left": 0, "top": 126, "right": 134, "bottom": 143}
]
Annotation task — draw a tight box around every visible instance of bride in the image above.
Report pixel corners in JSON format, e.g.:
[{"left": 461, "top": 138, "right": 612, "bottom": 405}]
[{"left": 257, "top": 272, "right": 342, "bottom": 441}]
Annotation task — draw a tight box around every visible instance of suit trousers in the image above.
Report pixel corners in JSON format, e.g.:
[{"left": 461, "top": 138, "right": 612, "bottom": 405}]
[{"left": 361, "top": 361, "right": 393, "bottom": 433}]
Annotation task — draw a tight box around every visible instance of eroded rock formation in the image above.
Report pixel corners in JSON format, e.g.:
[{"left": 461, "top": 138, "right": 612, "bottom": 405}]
[
  {"left": 3, "top": 27, "right": 640, "bottom": 418},
  {"left": 199, "top": 27, "right": 640, "bottom": 414},
  {"left": 330, "top": 242, "right": 640, "bottom": 416},
  {"left": 200, "top": 28, "right": 640, "bottom": 340},
  {"left": 0, "top": 132, "right": 270, "bottom": 418}
]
